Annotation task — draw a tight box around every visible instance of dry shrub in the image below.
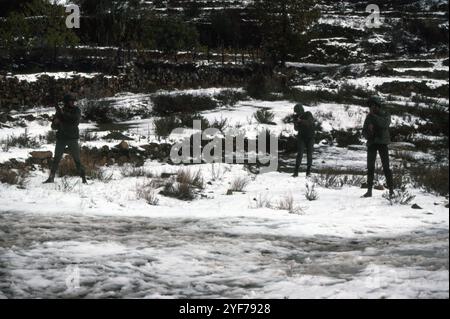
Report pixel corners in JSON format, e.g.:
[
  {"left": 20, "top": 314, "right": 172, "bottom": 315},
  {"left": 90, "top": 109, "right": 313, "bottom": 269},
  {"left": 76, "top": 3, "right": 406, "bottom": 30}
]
[
  {"left": 275, "top": 194, "right": 303, "bottom": 215},
  {"left": 305, "top": 183, "right": 319, "bottom": 201},
  {"left": 160, "top": 169, "right": 204, "bottom": 201},
  {"left": 58, "top": 151, "right": 107, "bottom": 181},
  {"left": 410, "top": 165, "right": 449, "bottom": 196},
  {"left": 136, "top": 181, "right": 159, "bottom": 205},
  {"left": 0, "top": 168, "right": 28, "bottom": 187},
  {"left": 229, "top": 176, "right": 250, "bottom": 192}
]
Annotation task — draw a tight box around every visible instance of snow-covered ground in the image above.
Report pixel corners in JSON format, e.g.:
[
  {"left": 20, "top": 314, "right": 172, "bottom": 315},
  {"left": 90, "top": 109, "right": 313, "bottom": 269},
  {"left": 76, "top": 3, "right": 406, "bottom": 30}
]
[
  {"left": 1, "top": 55, "right": 448, "bottom": 298},
  {"left": 0, "top": 162, "right": 449, "bottom": 298}
]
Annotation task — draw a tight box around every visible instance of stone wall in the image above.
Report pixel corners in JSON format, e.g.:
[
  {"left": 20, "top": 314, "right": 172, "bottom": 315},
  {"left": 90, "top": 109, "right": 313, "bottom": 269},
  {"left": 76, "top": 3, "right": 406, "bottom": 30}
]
[
  {"left": 0, "top": 74, "right": 122, "bottom": 111},
  {"left": 0, "top": 62, "right": 274, "bottom": 112}
]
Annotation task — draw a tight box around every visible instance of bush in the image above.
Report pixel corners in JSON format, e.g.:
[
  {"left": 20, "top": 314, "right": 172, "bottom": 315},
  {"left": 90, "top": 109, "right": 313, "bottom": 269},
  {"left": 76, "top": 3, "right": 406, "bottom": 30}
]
[
  {"left": 383, "top": 187, "right": 416, "bottom": 206},
  {"left": 332, "top": 129, "right": 362, "bottom": 147},
  {"left": 154, "top": 114, "right": 213, "bottom": 139},
  {"left": 208, "top": 117, "right": 229, "bottom": 132},
  {"left": 58, "top": 150, "right": 107, "bottom": 181},
  {"left": 161, "top": 180, "right": 195, "bottom": 201},
  {"left": 377, "top": 81, "right": 449, "bottom": 98},
  {"left": 121, "top": 166, "right": 154, "bottom": 178},
  {"left": 254, "top": 109, "right": 275, "bottom": 125},
  {"left": 178, "top": 113, "right": 210, "bottom": 129},
  {"left": 43, "top": 130, "right": 57, "bottom": 144},
  {"left": 2, "top": 130, "right": 40, "bottom": 149},
  {"left": 410, "top": 165, "right": 449, "bottom": 196},
  {"left": 0, "top": 168, "right": 28, "bottom": 187},
  {"left": 282, "top": 88, "right": 337, "bottom": 105},
  {"left": 136, "top": 181, "right": 159, "bottom": 205},
  {"left": 282, "top": 84, "right": 374, "bottom": 106},
  {"left": 215, "top": 90, "right": 247, "bottom": 106},
  {"left": 311, "top": 172, "right": 365, "bottom": 189},
  {"left": 229, "top": 176, "right": 250, "bottom": 192},
  {"left": 176, "top": 169, "right": 204, "bottom": 189},
  {"left": 275, "top": 194, "right": 303, "bottom": 215},
  {"left": 152, "top": 94, "right": 218, "bottom": 116},
  {"left": 251, "top": 193, "right": 272, "bottom": 209},
  {"left": 80, "top": 131, "right": 98, "bottom": 142},
  {"left": 338, "top": 83, "right": 375, "bottom": 100},
  {"left": 154, "top": 116, "right": 180, "bottom": 139},
  {"left": 305, "top": 183, "right": 319, "bottom": 201},
  {"left": 89, "top": 169, "right": 114, "bottom": 183},
  {"left": 160, "top": 169, "right": 204, "bottom": 201},
  {"left": 245, "top": 74, "right": 283, "bottom": 100},
  {"left": 83, "top": 99, "right": 152, "bottom": 123}
]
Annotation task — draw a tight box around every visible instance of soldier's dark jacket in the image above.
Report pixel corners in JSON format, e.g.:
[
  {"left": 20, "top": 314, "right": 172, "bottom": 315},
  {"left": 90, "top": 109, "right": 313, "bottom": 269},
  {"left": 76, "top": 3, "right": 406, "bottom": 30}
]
[
  {"left": 362, "top": 111, "right": 391, "bottom": 146},
  {"left": 53, "top": 106, "right": 82, "bottom": 139},
  {"left": 294, "top": 111, "right": 315, "bottom": 141}
]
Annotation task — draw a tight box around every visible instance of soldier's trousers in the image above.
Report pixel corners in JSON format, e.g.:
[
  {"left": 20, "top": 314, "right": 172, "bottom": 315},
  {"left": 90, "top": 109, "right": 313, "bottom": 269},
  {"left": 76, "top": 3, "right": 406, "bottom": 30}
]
[
  {"left": 367, "top": 144, "right": 393, "bottom": 190},
  {"left": 50, "top": 138, "right": 85, "bottom": 177},
  {"left": 295, "top": 138, "right": 314, "bottom": 173}
]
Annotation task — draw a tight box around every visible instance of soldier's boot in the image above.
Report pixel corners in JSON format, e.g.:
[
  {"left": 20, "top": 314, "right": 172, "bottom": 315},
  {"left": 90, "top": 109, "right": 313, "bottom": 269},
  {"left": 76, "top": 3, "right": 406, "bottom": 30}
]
[
  {"left": 306, "top": 166, "right": 312, "bottom": 177},
  {"left": 362, "top": 188, "right": 373, "bottom": 198},
  {"left": 389, "top": 187, "right": 395, "bottom": 199},
  {"left": 43, "top": 173, "right": 55, "bottom": 184},
  {"left": 292, "top": 165, "right": 299, "bottom": 178},
  {"left": 387, "top": 179, "right": 395, "bottom": 199},
  {"left": 80, "top": 171, "right": 87, "bottom": 184}
]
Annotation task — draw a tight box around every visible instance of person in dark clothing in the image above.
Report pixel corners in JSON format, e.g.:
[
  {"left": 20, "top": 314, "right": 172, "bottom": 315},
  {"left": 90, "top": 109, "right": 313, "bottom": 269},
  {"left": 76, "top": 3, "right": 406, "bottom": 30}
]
[
  {"left": 362, "top": 96, "right": 394, "bottom": 198},
  {"left": 293, "top": 103, "right": 315, "bottom": 177},
  {"left": 44, "top": 94, "right": 86, "bottom": 184}
]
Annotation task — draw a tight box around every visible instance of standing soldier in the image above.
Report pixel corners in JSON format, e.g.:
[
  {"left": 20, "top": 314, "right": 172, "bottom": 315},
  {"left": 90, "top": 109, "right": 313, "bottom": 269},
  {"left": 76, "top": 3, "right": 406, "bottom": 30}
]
[
  {"left": 362, "top": 96, "right": 394, "bottom": 198},
  {"left": 44, "top": 94, "right": 87, "bottom": 184},
  {"left": 293, "top": 103, "right": 315, "bottom": 177}
]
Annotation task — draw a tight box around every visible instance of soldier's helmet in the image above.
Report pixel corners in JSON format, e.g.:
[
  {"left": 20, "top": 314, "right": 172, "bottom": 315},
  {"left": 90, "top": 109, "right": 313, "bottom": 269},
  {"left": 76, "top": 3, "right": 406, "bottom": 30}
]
[
  {"left": 63, "top": 94, "right": 76, "bottom": 104},
  {"left": 368, "top": 96, "right": 384, "bottom": 108},
  {"left": 294, "top": 103, "right": 305, "bottom": 114}
]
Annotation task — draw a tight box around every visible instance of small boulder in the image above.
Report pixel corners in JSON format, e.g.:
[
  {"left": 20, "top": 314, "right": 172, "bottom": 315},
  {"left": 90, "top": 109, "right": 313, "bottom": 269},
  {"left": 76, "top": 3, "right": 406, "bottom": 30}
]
[
  {"left": 411, "top": 204, "right": 422, "bottom": 210},
  {"left": 117, "top": 140, "right": 129, "bottom": 151},
  {"left": 29, "top": 151, "right": 52, "bottom": 160}
]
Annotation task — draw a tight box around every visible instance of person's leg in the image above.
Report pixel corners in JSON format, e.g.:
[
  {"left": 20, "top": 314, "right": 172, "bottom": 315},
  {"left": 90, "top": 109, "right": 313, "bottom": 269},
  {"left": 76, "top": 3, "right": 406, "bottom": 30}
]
[
  {"left": 67, "top": 139, "right": 86, "bottom": 183},
  {"left": 294, "top": 138, "right": 305, "bottom": 177},
  {"left": 378, "top": 144, "right": 394, "bottom": 195},
  {"left": 364, "top": 144, "right": 377, "bottom": 197},
  {"left": 44, "top": 139, "right": 66, "bottom": 183},
  {"left": 306, "top": 138, "right": 314, "bottom": 176}
]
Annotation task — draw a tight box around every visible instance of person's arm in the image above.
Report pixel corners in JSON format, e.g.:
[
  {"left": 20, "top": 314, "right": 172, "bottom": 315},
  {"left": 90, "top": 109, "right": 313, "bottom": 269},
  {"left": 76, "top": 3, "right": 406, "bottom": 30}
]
[
  {"left": 293, "top": 114, "right": 300, "bottom": 131},
  {"left": 60, "top": 108, "right": 81, "bottom": 124},
  {"left": 362, "top": 116, "right": 372, "bottom": 139}
]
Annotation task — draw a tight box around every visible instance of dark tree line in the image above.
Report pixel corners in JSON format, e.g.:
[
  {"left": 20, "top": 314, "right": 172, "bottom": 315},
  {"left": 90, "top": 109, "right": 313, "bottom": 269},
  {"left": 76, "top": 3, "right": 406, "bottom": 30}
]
[{"left": 0, "top": 0, "right": 321, "bottom": 67}]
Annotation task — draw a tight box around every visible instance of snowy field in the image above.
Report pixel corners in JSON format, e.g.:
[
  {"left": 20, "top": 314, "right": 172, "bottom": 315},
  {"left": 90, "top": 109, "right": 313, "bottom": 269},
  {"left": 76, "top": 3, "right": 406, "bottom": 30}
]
[
  {"left": 1, "top": 56, "right": 449, "bottom": 298},
  {"left": 0, "top": 162, "right": 449, "bottom": 298}
]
